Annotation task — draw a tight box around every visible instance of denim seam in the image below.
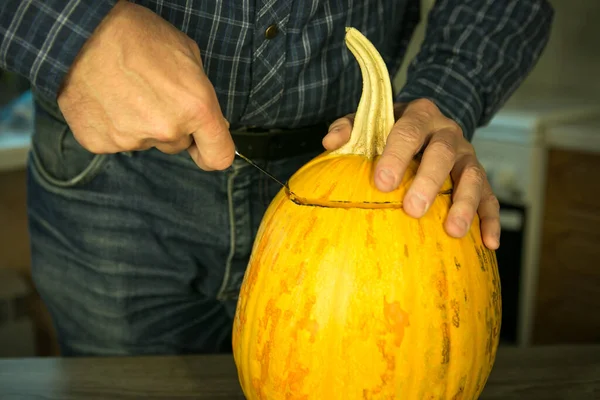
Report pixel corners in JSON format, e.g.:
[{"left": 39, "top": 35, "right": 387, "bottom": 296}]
[
  {"left": 30, "top": 144, "right": 109, "bottom": 189},
  {"left": 216, "top": 167, "right": 239, "bottom": 301}
]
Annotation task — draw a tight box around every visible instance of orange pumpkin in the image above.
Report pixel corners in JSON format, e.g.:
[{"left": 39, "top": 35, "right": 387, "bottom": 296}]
[{"left": 232, "top": 27, "right": 501, "bottom": 400}]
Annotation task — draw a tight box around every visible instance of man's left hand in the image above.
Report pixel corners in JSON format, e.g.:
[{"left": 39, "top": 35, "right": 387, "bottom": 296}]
[{"left": 322, "top": 98, "right": 500, "bottom": 250}]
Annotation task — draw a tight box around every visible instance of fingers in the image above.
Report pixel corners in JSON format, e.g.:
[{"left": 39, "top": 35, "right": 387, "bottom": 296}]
[
  {"left": 323, "top": 115, "right": 354, "bottom": 150},
  {"left": 353, "top": 97, "right": 499, "bottom": 249},
  {"left": 477, "top": 180, "right": 501, "bottom": 250},
  {"left": 444, "top": 153, "right": 486, "bottom": 239},
  {"left": 403, "top": 128, "right": 458, "bottom": 218},
  {"left": 154, "top": 135, "right": 194, "bottom": 154},
  {"left": 189, "top": 121, "right": 234, "bottom": 171},
  {"left": 322, "top": 104, "right": 409, "bottom": 151},
  {"left": 150, "top": 89, "right": 233, "bottom": 170},
  {"left": 374, "top": 105, "right": 434, "bottom": 192},
  {"left": 186, "top": 141, "right": 213, "bottom": 170},
  {"left": 185, "top": 76, "right": 235, "bottom": 171}
]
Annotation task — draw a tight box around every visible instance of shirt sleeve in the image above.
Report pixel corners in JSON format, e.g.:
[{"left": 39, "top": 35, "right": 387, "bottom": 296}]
[
  {"left": 0, "top": 0, "right": 117, "bottom": 101},
  {"left": 395, "top": 0, "right": 554, "bottom": 141}
]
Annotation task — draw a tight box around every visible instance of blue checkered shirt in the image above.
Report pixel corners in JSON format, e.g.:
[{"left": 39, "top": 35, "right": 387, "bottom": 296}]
[{"left": 1, "top": 0, "right": 553, "bottom": 140}]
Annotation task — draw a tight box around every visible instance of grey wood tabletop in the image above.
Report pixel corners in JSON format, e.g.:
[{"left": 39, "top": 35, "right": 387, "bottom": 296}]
[{"left": 0, "top": 345, "right": 598, "bottom": 399}]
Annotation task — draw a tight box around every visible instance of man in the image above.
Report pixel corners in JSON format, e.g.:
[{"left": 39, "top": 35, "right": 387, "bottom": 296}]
[{"left": 0, "top": 0, "right": 553, "bottom": 356}]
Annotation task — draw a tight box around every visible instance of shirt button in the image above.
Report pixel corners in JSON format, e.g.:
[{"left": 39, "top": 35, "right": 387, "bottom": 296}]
[{"left": 264, "top": 24, "right": 279, "bottom": 39}]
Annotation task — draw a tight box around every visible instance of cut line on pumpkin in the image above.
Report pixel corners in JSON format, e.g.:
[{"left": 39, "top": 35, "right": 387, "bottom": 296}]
[{"left": 286, "top": 188, "right": 453, "bottom": 209}]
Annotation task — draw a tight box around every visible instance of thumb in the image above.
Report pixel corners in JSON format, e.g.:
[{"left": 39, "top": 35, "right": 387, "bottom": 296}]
[
  {"left": 187, "top": 89, "right": 235, "bottom": 170},
  {"left": 188, "top": 117, "right": 234, "bottom": 170},
  {"left": 322, "top": 115, "right": 354, "bottom": 150}
]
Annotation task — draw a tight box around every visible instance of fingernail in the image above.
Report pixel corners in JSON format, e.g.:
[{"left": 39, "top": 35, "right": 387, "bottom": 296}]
[
  {"left": 328, "top": 124, "right": 342, "bottom": 133},
  {"left": 377, "top": 169, "right": 395, "bottom": 188},
  {"left": 454, "top": 217, "right": 468, "bottom": 233},
  {"left": 408, "top": 193, "right": 428, "bottom": 215}
]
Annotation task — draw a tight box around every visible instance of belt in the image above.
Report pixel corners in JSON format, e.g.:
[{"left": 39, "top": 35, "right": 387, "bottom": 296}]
[
  {"left": 33, "top": 88, "right": 330, "bottom": 161},
  {"left": 230, "top": 123, "right": 329, "bottom": 160}
]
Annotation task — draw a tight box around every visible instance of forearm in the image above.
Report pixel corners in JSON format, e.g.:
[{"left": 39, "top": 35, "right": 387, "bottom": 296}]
[
  {"left": 396, "top": 0, "right": 554, "bottom": 141},
  {"left": 0, "top": 0, "right": 117, "bottom": 101}
]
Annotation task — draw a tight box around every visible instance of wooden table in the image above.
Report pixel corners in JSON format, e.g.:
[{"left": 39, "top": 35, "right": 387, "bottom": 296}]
[{"left": 0, "top": 345, "right": 598, "bottom": 399}]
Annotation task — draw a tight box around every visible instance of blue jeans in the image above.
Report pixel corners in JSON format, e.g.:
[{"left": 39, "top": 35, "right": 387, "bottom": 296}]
[{"left": 26, "top": 96, "right": 321, "bottom": 356}]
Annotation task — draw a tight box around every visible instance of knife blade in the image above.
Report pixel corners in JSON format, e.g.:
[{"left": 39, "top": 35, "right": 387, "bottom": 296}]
[{"left": 234, "top": 149, "right": 291, "bottom": 191}]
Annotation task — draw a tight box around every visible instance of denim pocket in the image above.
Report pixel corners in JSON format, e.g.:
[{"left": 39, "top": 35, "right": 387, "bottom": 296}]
[{"left": 29, "top": 92, "right": 110, "bottom": 189}]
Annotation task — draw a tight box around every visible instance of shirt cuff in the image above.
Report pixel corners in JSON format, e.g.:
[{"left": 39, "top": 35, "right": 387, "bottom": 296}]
[
  {"left": 1, "top": 0, "right": 118, "bottom": 101},
  {"left": 395, "top": 65, "right": 483, "bottom": 142}
]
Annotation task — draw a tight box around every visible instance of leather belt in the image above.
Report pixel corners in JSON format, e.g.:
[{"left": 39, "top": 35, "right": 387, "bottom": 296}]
[{"left": 230, "top": 123, "right": 329, "bottom": 161}]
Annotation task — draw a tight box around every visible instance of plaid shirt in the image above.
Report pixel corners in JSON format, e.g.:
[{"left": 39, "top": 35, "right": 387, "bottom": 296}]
[{"left": 0, "top": 0, "right": 553, "bottom": 140}]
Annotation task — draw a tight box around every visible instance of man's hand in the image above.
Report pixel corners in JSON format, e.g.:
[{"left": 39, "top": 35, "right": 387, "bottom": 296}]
[
  {"left": 57, "top": 0, "right": 233, "bottom": 171},
  {"left": 323, "top": 98, "right": 501, "bottom": 250}
]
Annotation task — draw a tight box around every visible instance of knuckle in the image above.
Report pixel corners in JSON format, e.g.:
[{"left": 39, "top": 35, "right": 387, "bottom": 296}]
[
  {"left": 429, "top": 137, "right": 457, "bottom": 163},
  {"left": 412, "top": 98, "right": 438, "bottom": 114},
  {"left": 119, "top": 137, "right": 143, "bottom": 151},
  {"left": 205, "top": 152, "right": 235, "bottom": 170},
  {"left": 418, "top": 173, "right": 443, "bottom": 190},
  {"left": 158, "top": 141, "right": 189, "bottom": 154},
  {"left": 484, "top": 193, "right": 501, "bottom": 211},
  {"left": 456, "top": 193, "right": 479, "bottom": 208},
  {"left": 153, "top": 124, "right": 180, "bottom": 142},
  {"left": 460, "top": 138, "right": 475, "bottom": 153},
  {"left": 110, "top": 116, "right": 129, "bottom": 135},
  {"left": 445, "top": 118, "right": 463, "bottom": 134},
  {"left": 187, "top": 37, "right": 200, "bottom": 51},
  {"left": 392, "top": 123, "right": 422, "bottom": 145},
  {"left": 382, "top": 147, "right": 410, "bottom": 167},
  {"left": 111, "top": 128, "right": 143, "bottom": 151},
  {"left": 78, "top": 137, "right": 103, "bottom": 154},
  {"left": 187, "top": 39, "right": 202, "bottom": 59},
  {"left": 160, "top": 147, "right": 179, "bottom": 155},
  {"left": 186, "top": 98, "right": 211, "bottom": 120},
  {"left": 329, "top": 116, "right": 352, "bottom": 132},
  {"left": 481, "top": 215, "right": 500, "bottom": 224},
  {"left": 202, "top": 124, "right": 228, "bottom": 144},
  {"left": 411, "top": 109, "right": 432, "bottom": 125},
  {"left": 463, "top": 163, "right": 486, "bottom": 186},
  {"left": 111, "top": 136, "right": 128, "bottom": 151}
]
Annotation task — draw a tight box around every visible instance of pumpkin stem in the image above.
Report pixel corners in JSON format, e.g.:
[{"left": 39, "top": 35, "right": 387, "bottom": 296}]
[{"left": 331, "top": 27, "right": 395, "bottom": 158}]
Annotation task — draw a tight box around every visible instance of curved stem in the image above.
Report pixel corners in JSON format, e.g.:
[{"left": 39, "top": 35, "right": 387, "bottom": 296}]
[{"left": 331, "top": 27, "right": 395, "bottom": 158}]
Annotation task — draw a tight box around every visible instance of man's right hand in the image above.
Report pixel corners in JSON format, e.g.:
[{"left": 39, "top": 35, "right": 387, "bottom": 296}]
[{"left": 57, "top": 0, "right": 234, "bottom": 171}]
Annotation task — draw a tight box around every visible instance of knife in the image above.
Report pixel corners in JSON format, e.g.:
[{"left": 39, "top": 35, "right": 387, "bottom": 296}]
[{"left": 234, "top": 149, "right": 291, "bottom": 191}]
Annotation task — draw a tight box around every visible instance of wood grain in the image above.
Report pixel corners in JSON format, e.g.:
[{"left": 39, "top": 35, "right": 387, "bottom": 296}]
[{"left": 0, "top": 345, "right": 597, "bottom": 399}]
